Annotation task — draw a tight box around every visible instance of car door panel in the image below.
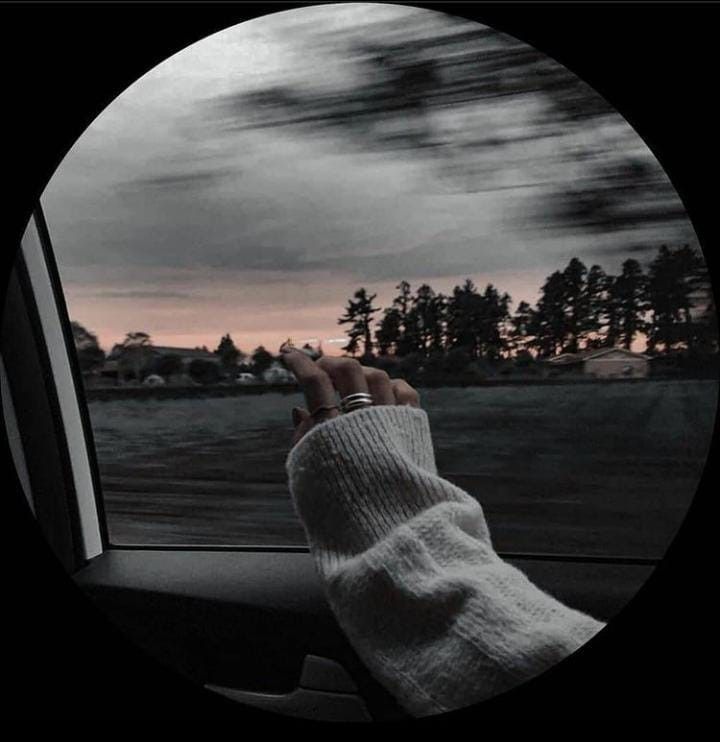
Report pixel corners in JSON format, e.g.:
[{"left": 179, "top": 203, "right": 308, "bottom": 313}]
[{"left": 73, "top": 548, "right": 653, "bottom": 720}]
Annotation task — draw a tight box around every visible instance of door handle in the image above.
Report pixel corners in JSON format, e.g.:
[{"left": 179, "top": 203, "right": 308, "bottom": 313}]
[{"left": 205, "top": 655, "right": 372, "bottom": 722}]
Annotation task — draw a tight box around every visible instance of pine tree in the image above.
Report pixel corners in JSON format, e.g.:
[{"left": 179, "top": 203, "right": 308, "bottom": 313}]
[
  {"left": 338, "top": 288, "right": 380, "bottom": 357},
  {"left": 250, "top": 346, "right": 275, "bottom": 375},
  {"left": 528, "top": 272, "right": 567, "bottom": 358},
  {"left": 412, "top": 284, "right": 440, "bottom": 356},
  {"left": 579, "top": 265, "right": 608, "bottom": 349},
  {"left": 446, "top": 279, "right": 482, "bottom": 357},
  {"left": 71, "top": 321, "right": 106, "bottom": 373},
  {"left": 214, "top": 333, "right": 242, "bottom": 371},
  {"left": 603, "top": 274, "right": 622, "bottom": 348},
  {"left": 375, "top": 307, "right": 402, "bottom": 355},
  {"left": 645, "top": 245, "right": 706, "bottom": 352},
  {"left": 477, "top": 284, "right": 511, "bottom": 360},
  {"left": 429, "top": 292, "right": 447, "bottom": 354},
  {"left": 561, "top": 257, "right": 588, "bottom": 353},
  {"left": 392, "top": 281, "right": 417, "bottom": 356},
  {"left": 614, "top": 259, "right": 647, "bottom": 349},
  {"left": 509, "top": 300, "right": 534, "bottom": 355}
]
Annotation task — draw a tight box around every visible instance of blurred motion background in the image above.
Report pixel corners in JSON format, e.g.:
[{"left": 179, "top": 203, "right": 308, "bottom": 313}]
[
  {"left": 43, "top": 2, "right": 701, "bottom": 356},
  {"left": 36, "top": 3, "right": 717, "bottom": 552}
]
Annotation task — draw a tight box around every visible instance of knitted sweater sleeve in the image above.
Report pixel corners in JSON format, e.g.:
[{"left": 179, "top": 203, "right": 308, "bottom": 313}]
[{"left": 285, "top": 405, "right": 605, "bottom": 717}]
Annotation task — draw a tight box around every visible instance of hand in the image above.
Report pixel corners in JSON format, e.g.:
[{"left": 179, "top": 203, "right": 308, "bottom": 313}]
[{"left": 279, "top": 348, "right": 421, "bottom": 446}]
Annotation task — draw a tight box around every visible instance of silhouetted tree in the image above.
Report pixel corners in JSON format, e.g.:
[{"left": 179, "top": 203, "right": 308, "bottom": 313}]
[
  {"left": 116, "top": 331, "right": 153, "bottom": 382},
  {"left": 445, "top": 279, "right": 482, "bottom": 357},
  {"left": 645, "top": 245, "right": 707, "bottom": 352},
  {"left": 477, "top": 284, "right": 511, "bottom": 360},
  {"left": 375, "top": 306, "right": 403, "bottom": 355},
  {"left": 71, "top": 321, "right": 106, "bottom": 373},
  {"left": 250, "top": 345, "right": 275, "bottom": 376},
  {"left": 412, "top": 284, "right": 444, "bottom": 356},
  {"left": 214, "top": 333, "right": 242, "bottom": 371},
  {"left": 579, "top": 265, "right": 608, "bottom": 348},
  {"left": 338, "top": 288, "right": 380, "bottom": 357},
  {"left": 613, "top": 259, "right": 647, "bottom": 349},
  {"left": 392, "top": 280, "right": 418, "bottom": 356},
  {"left": 600, "top": 274, "right": 622, "bottom": 348},
  {"left": 509, "top": 301, "right": 534, "bottom": 355},
  {"left": 250, "top": 346, "right": 275, "bottom": 376},
  {"left": 561, "top": 257, "right": 588, "bottom": 353},
  {"left": 528, "top": 272, "right": 567, "bottom": 358}
]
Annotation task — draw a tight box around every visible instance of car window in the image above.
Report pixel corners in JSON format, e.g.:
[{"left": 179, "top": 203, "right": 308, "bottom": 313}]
[{"left": 41, "top": 5, "right": 717, "bottom": 555}]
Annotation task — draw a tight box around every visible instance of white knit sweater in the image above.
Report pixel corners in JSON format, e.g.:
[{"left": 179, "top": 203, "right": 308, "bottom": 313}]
[{"left": 286, "top": 405, "right": 605, "bottom": 717}]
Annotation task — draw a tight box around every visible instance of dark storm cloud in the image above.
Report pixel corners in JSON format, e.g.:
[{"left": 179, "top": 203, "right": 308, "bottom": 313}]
[
  {"left": 119, "top": 167, "right": 239, "bottom": 191},
  {"left": 590, "top": 244, "right": 659, "bottom": 257}
]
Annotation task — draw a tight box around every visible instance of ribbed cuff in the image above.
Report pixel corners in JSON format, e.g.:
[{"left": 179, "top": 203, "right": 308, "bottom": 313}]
[{"left": 286, "top": 405, "right": 473, "bottom": 555}]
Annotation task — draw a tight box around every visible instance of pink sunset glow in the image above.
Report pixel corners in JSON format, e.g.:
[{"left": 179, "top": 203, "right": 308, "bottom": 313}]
[{"left": 62, "top": 269, "right": 547, "bottom": 355}]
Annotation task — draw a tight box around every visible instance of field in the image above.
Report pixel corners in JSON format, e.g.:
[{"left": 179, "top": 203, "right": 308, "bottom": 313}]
[{"left": 88, "top": 380, "right": 717, "bottom": 559}]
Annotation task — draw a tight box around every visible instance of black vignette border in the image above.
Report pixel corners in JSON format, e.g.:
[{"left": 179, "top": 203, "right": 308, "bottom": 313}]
[{"left": 0, "top": 1, "right": 717, "bottom": 721}]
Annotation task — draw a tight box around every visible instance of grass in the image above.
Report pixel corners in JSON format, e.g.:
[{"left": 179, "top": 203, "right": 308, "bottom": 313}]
[{"left": 88, "top": 379, "right": 717, "bottom": 560}]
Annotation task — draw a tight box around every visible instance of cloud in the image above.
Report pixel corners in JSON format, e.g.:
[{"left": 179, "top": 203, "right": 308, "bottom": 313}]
[
  {"left": 122, "top": 167, "right": 239, "bottom": 191},
  {"left": 40, "top": 2, "right": 698, "bottom": 354},
  {"left": 88, "top": 289, "right": 195, "bottom": 299}
]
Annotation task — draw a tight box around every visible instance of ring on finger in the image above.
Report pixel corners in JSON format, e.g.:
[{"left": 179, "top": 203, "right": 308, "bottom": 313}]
[{"left": 339, "top": 392, "right": 373, "bottom": 414}]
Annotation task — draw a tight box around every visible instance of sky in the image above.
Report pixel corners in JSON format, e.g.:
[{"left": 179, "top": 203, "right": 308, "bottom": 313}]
[{"left": 42, "top": 2, "right": 695, "bottom": 356}]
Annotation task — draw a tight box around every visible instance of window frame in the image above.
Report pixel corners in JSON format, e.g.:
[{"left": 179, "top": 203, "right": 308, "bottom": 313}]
[{"left": 3, "top": 207, "right": 104, "bottom": 569}]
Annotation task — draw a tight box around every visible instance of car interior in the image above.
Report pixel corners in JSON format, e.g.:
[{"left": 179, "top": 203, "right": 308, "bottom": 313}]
[{"left": 0, "top": 205, "right": 662, "bottom": 722}]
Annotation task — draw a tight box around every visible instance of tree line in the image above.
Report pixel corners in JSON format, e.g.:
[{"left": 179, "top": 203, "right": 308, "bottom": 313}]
[
  {"left": 71, "top": 324, "right": 281, "bottom": 384},
  {"left": 72, "top": 243, "right": 716, "bottom": 385},
  {"left": 337, "top": 244, "right": 717, "bottom": 365}
]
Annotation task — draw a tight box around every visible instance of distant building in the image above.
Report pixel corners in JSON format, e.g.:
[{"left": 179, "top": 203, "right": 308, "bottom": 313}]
[
  {"left": 101, "top": 344, "right": 221, "bottom": 383},
  {"left": 145, "top": 346, "right": 221, "bottom": 365},
  {"left": 546, "top": 347, "right": 650, "bottom": 378},
  {"left": 106, "top": 344, "right": 220, "bottom": 364}
]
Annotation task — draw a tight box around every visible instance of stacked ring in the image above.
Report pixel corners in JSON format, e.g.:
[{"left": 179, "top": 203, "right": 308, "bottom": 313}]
[{"left": 339, "top": 392, "right": 374, "bottom": 414}]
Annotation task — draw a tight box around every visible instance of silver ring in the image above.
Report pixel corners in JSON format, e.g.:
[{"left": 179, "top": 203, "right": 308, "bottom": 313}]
[{"left": 339, "top": 392, "right": 373, "bottom": 414}]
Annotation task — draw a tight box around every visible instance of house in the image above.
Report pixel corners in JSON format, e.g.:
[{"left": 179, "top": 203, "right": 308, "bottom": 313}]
[
  {"left": 106, "top": 344, "right": 220, "bottom": 365},
  {"left": 546, "top": 347, "right": 650, "bottom": 378},
  {"left": 145, "top": 346, "right": 221, "bottom": 365}
]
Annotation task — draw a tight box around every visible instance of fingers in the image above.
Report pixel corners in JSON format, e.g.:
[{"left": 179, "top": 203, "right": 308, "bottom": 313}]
[
  {"left": 361, "top": 366, "right": 395, "bottom": 405},
  {"left": 281, "top": 348, "right": 421, "bottom": 444},
  {"left": 291, "top": 406, "right": 314, "bottom": 445},
  {"left": 392, "top": 378, "right": 421, "bottom": 407},
  {"left": 280, "top": 349, "right": 339, "bottom": 422},
  {"left": 316, "top": 356, "right": 370, "bottom": 399}
]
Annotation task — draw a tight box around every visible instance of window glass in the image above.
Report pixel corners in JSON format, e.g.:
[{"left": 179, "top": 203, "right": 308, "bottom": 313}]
[{"left": 42, "top": 4, "right": 717, "bottom": 554}]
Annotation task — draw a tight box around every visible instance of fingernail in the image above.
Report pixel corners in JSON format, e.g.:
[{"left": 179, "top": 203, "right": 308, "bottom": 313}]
[{"left": 292, "top": 407, "right": 303, "bottom": 426}]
